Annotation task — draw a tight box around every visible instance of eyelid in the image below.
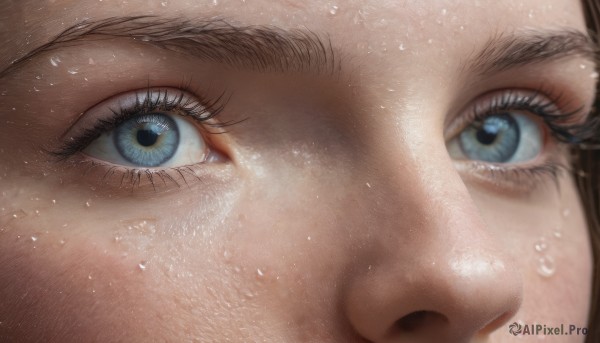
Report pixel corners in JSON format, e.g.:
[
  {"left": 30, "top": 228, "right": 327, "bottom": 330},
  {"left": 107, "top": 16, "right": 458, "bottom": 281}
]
[
  {"left": 444, "top": 88, "right": 587, "bottom": 141},
  {"left": 50, "top": 87, "right": 233, "bottom": 160},
  {"left": 47, "top": 87, "right": 236, "bottom": 194},
  {"left": 60, "top": 87, "right": 214, "bottom": 140},
  {"left": 444, "top": 88, "right": 591, "bottom": 193}
]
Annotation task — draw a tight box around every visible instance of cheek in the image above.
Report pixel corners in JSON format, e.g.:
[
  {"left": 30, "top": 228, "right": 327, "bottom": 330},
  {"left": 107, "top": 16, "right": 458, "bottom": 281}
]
[
  {"left": 477, "top": 175, "right": 593, "bottom": 337},
  {"left": 0, "top": 198, "right": 248, "bottom": 341},
  {"left": 0, "top": 219, "right": 155, "bottom": 341},
  {"left": 517, "top": 180, "right": 592, "bottom": 327}
]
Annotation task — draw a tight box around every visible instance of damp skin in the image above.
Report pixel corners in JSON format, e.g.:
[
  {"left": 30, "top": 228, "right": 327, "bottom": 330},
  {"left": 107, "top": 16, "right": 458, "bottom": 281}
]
[{"left": 0, "top": 0, "right": 597, "bottom": 342}]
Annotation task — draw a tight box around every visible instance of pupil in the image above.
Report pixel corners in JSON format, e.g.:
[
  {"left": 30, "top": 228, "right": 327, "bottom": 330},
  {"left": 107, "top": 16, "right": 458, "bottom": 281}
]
[
  {"left": 476, "top": 127, "right": 498, "bottom": 145},
  {"left": 137, "top": 129, "right": 159, "bottom": 147}
]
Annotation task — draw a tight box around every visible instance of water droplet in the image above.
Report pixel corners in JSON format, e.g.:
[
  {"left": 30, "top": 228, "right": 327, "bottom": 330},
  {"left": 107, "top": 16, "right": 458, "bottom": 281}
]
[
  {"left": 51, "top": 199, "right": 57, "bottom": 205},
  {"left": 590, "top": 71, "right": 599, "bottom": 79},
  {"left": 307, "top": 236, "right": 311, "bottom": 240},
  {"left": 398, "top": 43, "right": 406, "bottom": 51},
  {"left": 553, "top": 231, "right": 562, "bottom": 239},
  {"left": 49, "top": 56, "right": 61, "bottom": 67},
  {"left": 374, "top": 19, "right": 388, "bottom": 28},
  {"left": 212, "top": 0, "right": 218, "bottom": 4},
  {"left": 10, "top": 210, "right": 27, "bottom": 219},
  {"left": 580, "top": 64, "right": 587, "bottom": 70},
  {"left": 120, "top": 218, "right": 157, "bottom": 235},
  {"left": 140, "top": 35, "right": 151, "bottom": 42},
  {"left": 536, "top": 255, "right": 556, "bottom": 277},
  {"left": 380, "top": 41, "right": 388, "bottom": 53},
  {"left": 88, "top": 57, "right": 95, "bottom": 65},
  {"left": 223, "top": 250, "right": 231, "bottom": 260},
  {"left": 459, "top": 25, "right": 465, "bottom": 31},
  {"left": 33, "top": 86, "right": 40, "bottom": 92},
  {"left": 534, "top": 238, "right": 548, "bottom": 252},
  {"left": 328, "top": 5, "right": 339, "bottom": 15},
  {"left": 160, "top": 1, "right": 167, "bottom": 6},
  {"left": 427, "top": 38, "right": 433, "bottom": 44},
  {"left": 30, "top": 235, "right": 38, "bottom": 242},
  {"left": 35, "top": 75, "right": 42, "bottom": 80},
  {"left": 88, "top": 274, "right": 93, "bottom": 280},
  {"left": 138, "top": 261, "right": 147, "bottom": 271},
  {"left": 85, "top": 199, "right": 92, "bottom": 208},
  {"left": 528, "top": 10, "right": 534, "bottom": 18},
  {"left": 441, "top": 8, "right": 447, "bottom": 15},
  {"left": 256, "top": 268, "right": 264, "bottom": 277},
  {"left": 67, "top": 67, "right": 79, "bottom": 75},
  {"left": 366, "top": 182, "right": 371, "bottom": 188},
  {"left": 59, "top": 239, "right": 66, "bottom": 245},
  {"left": 114, "top": 235, "right": 122, "bottom": 242}
]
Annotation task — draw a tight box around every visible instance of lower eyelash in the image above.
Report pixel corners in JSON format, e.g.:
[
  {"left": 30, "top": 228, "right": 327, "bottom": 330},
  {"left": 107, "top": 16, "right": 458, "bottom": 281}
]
[
  {"left": 68, "top": 158, "right": 210, "bottom": 193},
  {"left": 458, "top": 159, "right": 568, "bottom": 193}
]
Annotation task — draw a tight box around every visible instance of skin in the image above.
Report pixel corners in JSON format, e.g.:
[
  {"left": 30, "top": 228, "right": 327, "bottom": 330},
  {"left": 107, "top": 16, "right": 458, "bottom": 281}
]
[{"left": 0, "top": 0, "right": 597, "bottom": 342}]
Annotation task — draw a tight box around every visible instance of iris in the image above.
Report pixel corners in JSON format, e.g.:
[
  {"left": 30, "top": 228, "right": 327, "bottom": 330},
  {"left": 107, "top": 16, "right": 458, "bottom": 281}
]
[
  {"left": 459, "top": 113, "right": 520, "bottom": 163},
  {"left": 114, "top": 113, "right": 179, "bottom": 167}
]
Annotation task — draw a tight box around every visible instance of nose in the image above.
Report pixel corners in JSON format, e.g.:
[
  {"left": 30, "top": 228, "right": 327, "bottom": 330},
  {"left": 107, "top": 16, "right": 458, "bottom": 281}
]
[{"left": 343, "top": 156, "right": 523, "bottom": 342}]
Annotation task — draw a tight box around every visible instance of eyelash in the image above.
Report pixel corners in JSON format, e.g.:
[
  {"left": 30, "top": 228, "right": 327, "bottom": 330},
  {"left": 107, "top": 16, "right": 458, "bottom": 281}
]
[
  {"left": 470, "top": 89, "right": 597, "bottom": 143},
  {"left": 48, "top": 87, "right": 236, "bottom": 192},
  {"left": 51, "top": 87, "right": 231, "bottom": 159},
  {"left": 50, "top": 85, "right": 598, "bottom": 193},
  {"left": 455, "top": 87, "right": 599, "bottom": 190}
]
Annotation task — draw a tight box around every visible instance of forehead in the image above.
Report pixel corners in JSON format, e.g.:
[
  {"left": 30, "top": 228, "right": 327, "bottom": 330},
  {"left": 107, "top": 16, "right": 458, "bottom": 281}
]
[{"left": 0, "top": 0, "right": 587, "bottom": 40}]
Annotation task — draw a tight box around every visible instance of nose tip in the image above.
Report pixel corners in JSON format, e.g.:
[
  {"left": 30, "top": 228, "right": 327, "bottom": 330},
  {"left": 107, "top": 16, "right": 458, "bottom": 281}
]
[{"left": 344, "top": 247, "right": 523, "bottom": 343}]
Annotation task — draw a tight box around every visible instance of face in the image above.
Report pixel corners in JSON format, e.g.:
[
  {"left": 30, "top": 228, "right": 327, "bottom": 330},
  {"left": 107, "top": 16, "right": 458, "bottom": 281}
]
[{"left": 0, "top": 0, "right": 597, "bottom": 342}]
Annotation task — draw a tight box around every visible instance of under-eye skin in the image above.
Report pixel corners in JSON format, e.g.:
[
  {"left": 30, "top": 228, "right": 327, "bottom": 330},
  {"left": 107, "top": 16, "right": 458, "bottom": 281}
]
[
  {"left": 49, "top": 87, "right": 233, "bottom": 191},
  {"left": 446, "top": 88, "right": 598, "bottom": 190}
]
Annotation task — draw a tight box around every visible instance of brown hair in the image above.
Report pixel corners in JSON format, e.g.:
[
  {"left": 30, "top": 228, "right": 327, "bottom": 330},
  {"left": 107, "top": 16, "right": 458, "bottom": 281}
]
[{"left": 580, "top": 1, "right": 600, "bottom": 342}]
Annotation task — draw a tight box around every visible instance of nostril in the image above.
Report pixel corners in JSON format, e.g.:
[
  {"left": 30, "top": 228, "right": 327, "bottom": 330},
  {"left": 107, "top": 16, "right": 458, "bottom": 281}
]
[{"left": 395, "top": 310, "right": 448, "bottom": 332}]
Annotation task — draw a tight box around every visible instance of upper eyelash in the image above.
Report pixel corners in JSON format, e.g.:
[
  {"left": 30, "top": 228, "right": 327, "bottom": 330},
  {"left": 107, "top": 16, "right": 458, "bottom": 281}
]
[
  {"left": 469, "top": 89, "right": 599, "bottom": 145},
  {"left": 49, "top": 87, "right": 232, "bottom": 159}
]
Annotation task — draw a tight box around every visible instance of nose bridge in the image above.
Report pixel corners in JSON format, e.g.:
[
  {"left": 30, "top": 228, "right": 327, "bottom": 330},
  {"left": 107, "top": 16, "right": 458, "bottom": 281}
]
[{"left": 343, "top": 136, "right": 523, "bottom": 342}]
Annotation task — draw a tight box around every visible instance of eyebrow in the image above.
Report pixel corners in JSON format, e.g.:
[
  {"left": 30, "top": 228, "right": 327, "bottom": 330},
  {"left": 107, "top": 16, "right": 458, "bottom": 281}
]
[
  {"left": 1, "top": 18, "right": 596, "bottom": 80},
  {"left": 466, "top": 29, "right": 598, "bottom": 75},
  {"left": 0, "top": 16, "right": 339, "bottom": 79}
]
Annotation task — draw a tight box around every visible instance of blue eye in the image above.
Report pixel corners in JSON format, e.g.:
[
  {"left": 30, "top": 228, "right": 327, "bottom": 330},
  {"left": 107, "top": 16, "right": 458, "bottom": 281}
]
[
  {"left": 459, "top": 113, "right": 519, "bottom": 163},
  {"left": 448, "top": 112, "right": 542, "bottom": 163},
  {"left": 114, "top": 114, "right": 179, "bottom": 167},
  {"left": 84, "top": 111, "right": 210, "bottom": 168}
]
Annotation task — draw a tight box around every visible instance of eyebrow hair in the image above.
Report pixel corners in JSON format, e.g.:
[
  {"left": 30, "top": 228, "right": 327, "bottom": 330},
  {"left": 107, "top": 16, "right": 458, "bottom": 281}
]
[
  {"left": 466, "top": 29, "right": 598, "bottom": 75},
  {"left": 0, "top": 16, "right": 339, "bottom": 79}
]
